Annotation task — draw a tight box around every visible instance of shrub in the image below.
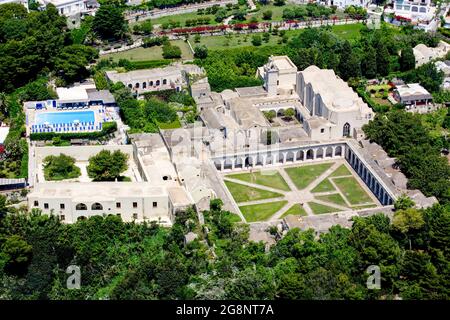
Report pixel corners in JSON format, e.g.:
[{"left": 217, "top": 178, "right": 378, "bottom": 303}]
[
  {"left": 162, "top": 44, "right": 182, "bottom": 59},
  {"left": 252, "top": 35, "right": 262, "bottom": 46}
]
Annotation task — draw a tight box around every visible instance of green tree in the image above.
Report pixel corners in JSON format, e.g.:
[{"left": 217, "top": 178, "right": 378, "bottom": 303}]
[
  {"left": 394, "top": 195, "right": 415, "bottom": 211},
  {"left": 93, "top": 4, "right": 127, "bottom": 40},
  {"left": 376, "top": 42, "right": 390, "bottom": 76},
  {"left": 87, "top": 150, "right": 128, "bottom": 181},
  {"left": 284, "top": 108, "right": 295, "bottom": 120},
  {"left": 54, "top": 45, "right": 98, "bottom": 85},
  {"left": 263, "top": 110, "right": 276, "bottom": 122},
  {"left": 392, "top": 208, "right": 425, "bottom": 250},
  {"left": 194, "top": 45, "right": 208, "bottom": 59},
  {"left": 0, "top": 194, "right": 7, "bottom": 218},
  {"left": 400, "top": 46, "right": 416, "bottom": 71},
  {"left": 362, "top": 46, "right": 377, "bottom": 79},
  {"left": 274, "top": 0, "right": 285, "bottom": 6},
  {"left": 1, "top": 234, "right": 32, "bottom": 276},
  {"left": 43, "top": 154, "right": 81, "bottom": 181}
]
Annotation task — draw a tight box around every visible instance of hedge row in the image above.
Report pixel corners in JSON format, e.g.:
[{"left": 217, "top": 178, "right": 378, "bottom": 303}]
[{"left": 29, "top": 122, "right": 117, "bottom": 141}]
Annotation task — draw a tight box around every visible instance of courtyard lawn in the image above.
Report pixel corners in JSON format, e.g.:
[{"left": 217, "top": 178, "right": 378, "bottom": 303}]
[
  {"left": 281, "top": 204, "right": 307, "bottom": 218},
  {"left": 329, "top": 164, "right": 352, "bottom": 177},
  {"left": 226, "top": 170, "right": 290, "bottom": 191},
  {"left": 308, "top": 202, "right": 342, "bottom": 215},
  {"left": 239, "top": 200, "right": 288, "bottom": 222},
  {"left": 311, "top": 178, "right": 335, "bottom": 193},
  {"left": 224, "top": 180, "right": 284, "bottom": 203},
  {"left": 333, "top": 177, "right": 374, "bottom": 205},
  {"left": 103, "top": 40, "right": 193, "bottom": 61},
  {"left": 284, "top": 162, "right": 334, "bottom": 190},
  {"left": 157, "top": 118, "right": 182, "bottom": 129},
  {"left": 316, "top": 193, "right": 347, "bottom": 207}
]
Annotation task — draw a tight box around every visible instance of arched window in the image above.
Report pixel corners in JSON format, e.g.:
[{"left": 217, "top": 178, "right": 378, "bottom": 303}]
[
  {"left": 135, "top": 83, "right": 140, "bottom": 89},
  {"left": 150, "top": 81, "right": 154, "bottom": 86},
  {"left": 76, "top": 203, "right": 87, "bottom": 210},
  {"left": 156, "top": 80, "right": 160, "bottom": 86},
  {"left": 128, "top": 84, "right": 132, "bottom": 89},
  {"left": 343, "top": 123, "right": 351, "bottom": 137},
  {"left": 142, "top": 82, "right": 147, "bottom": 89},
  {"left": 162, "top": 79, "right": 167, "bottom": 85},
  {"left": 91, "top": 203, "right": 103, "bottom": 210}
]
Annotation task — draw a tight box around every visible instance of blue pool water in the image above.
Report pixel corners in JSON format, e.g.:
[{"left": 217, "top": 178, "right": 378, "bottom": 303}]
[{"left": 35, "top": 111, "right": 95, "bottom": 126}]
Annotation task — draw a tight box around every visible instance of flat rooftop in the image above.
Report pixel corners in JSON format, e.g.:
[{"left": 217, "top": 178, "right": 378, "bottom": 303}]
[
  {"left": 56, "top": 86, "right": 89, "bottom": 102},
  {"left": 31, "top": 182, "right": 167, "bottom": 199}
]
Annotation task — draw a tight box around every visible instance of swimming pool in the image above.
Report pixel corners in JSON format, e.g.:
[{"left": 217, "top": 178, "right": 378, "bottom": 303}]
[{"left": 35, "top": 111, "right": 95, "bottom": 126}]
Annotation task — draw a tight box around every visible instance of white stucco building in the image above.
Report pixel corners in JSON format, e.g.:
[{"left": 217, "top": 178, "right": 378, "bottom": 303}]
[
  {"left": 27, "top": 135, "right": 200, "bottom": 225},
  {"left": 297, "top": 65, "right": 374, "bottom": 140},
  {"left": 39, "top": 0, "right": 87, "bottom": 16},
  {"left": 257, "top": 55, "right": 298, "bottom": 96},
  {"left": 391, "top": 0, "right": 436, "bottom": 21},
  {"left": 413, "top": 41, "right": 450, "bottom": 67},
  {"left": 317, "top": 0, "right": 369, "bottom": 10},
  {"left": 105, "top": 63, "right": 205, "bottom": 96}
]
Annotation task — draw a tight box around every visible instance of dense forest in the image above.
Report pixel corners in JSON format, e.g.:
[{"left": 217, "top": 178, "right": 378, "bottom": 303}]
[
  {"left": 0, "top": 3, "right": 98, "bottom": 92},
  {"left": 195, "top": 24, "right": 443, "bottom": 92},
  {"left": 0, "top": 198, "right": 449, "bottom": 299},
  {"left": 0, "top": 4, "right": 97, "bottom": 178},
  {"left": 363, "top": 111, "right": 450, "bottom": 205}
]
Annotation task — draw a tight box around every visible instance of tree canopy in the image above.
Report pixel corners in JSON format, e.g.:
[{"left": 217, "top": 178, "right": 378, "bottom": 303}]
[{"left": 87, "top": 150, "right": 128, "bottom": 181}]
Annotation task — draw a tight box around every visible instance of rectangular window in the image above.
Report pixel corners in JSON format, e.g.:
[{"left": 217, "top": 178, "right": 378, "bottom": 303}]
[
  {"left": 116, "top": 202, "right": 121, "bottom": 208},
  {"left": 44, "top": 203, "right": 49, "bottom": 209},
  {"left": 34, "top": 200, "right": 39, "bottom": 207},
  {"left": 60, "top": 203, "right": 65, "bottom": 210},
  {"left": 133, "top": 202, "right": 138, "bottom": 208},
  {"left": 321, "top": 128, "right": 325, "bottom": 133},
  {"left": 133, "top": 213, "right": 138, "bottom": 220},
  {"left": 60, "top": 215, "right": 65, "bottom": 221},
  {"left": 116, "top": 213, "right": 121, "bottom": 217},
  {"left": 153, "top": 202, "right": 157, "bottom": 208}
]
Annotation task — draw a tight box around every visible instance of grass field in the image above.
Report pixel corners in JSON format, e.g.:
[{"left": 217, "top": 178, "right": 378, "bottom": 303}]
[
  {"left": 329, "top": 164, "right": 352, "bottom": 177},
  {"left": 193, "top": 23, "right": 364, "bottom": 50},
  {"left": 333, "top": 177, "right": 374, "bottom": 205},
  {"left": 316, "top": 193, "right": 347, "bottom": 207},
  {"left": 330, "top": 23, "right": 364, "bottom": 41},
  {"left": 224, "top": 180, "right": 283, "bottom": 203},
  {"left": 103, "top": 40, "right": 193, "bottom": 61},
  {"left": 240, "top": 200, "right": 288, "bottom": 222},
  {"left": 226, "top": 170, "right": 290, "bottom": 191},
  {"left": 308, "top": 202, "right": 342, "bottom": 215},
  {"left": 285, "top": 163, "right": 334, "bottom": 190},
  {"left": 281, "top": 204, "right": 307, "bottom": 218},
  {"left": 311, "top": 178, "right": 335, "bottom": 193},
  {"left": 150, "top": 12, "right": 217, "bottom": 27}
]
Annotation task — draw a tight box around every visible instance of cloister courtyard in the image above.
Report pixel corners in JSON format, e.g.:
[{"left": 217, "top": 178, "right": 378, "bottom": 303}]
[{"left": 221, "top": 160, "right": 380, "bottom": 223}]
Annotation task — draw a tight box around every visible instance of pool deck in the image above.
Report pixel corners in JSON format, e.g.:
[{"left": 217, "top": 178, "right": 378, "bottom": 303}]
[{"left": 25, "top": 105, "right": 116, "bottom": 136}]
